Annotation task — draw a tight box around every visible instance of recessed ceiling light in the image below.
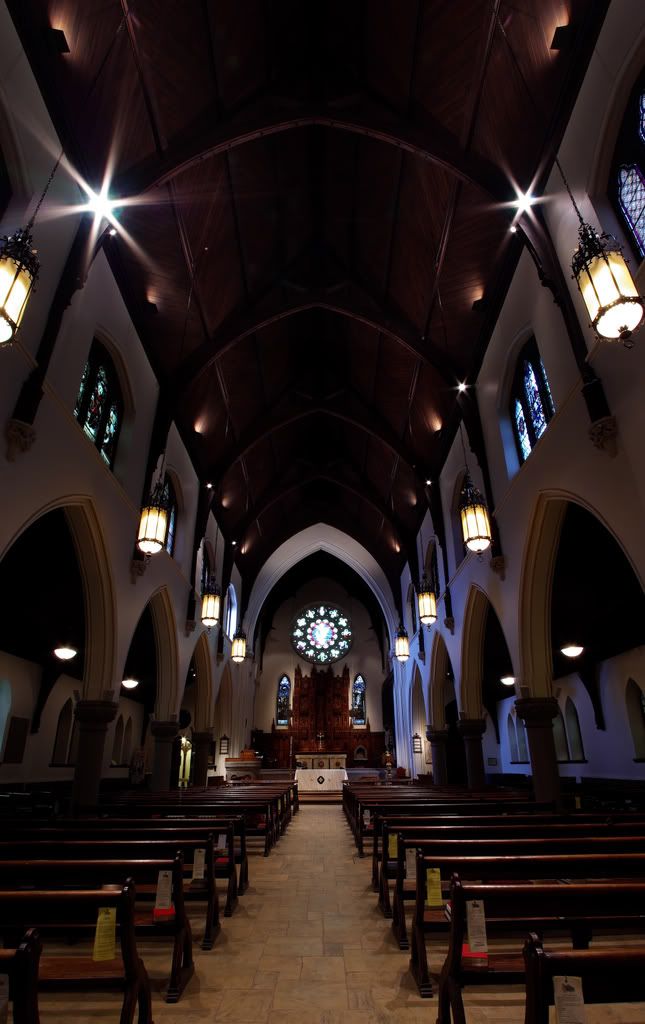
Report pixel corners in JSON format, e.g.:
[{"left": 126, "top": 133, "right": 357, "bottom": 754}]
[
  {"left": 510, "top": 225, "right": 518, "bottom": 233},
  {"left": 53, "top": 645, "right": 77, "bottom": 661},
  {"left": 500, "top": 675, "right": 515, "bottom": 687},
  {"left": 205, "top": 482, "right": 213, "bottom": 490},
  {"left": 108, "top": 228, "right": 117, "bottom": 236},
  {"left": 425, "top": 479, "right": 432, "bottom": 486},
  {"left": 231, "top": 540, "right": 237, "bottom": 546},
  {"left": 513, "top": 191, "right": 535, "bottom": 215},
  {"left": 561, "top": 644, "right": 584, "bottom": 658},
  {"left": 458, "top": 382, "right": 467, "bottom": 393},
  {"left": 121, "top": 677, "right": 139, "bottom": 690}
]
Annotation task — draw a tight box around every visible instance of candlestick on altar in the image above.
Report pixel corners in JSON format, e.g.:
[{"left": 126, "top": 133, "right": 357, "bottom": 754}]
[{"left": 316, "top": 731, "right": 325, "bottom": 751}]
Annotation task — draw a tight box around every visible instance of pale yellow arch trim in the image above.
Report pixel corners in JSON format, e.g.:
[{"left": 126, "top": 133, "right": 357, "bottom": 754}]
[
  {"left": 147, "top": 586, "right": 180, "bottom": 718},
  {"left": 459, "top": 585, "right": 490, "bottom": 718},
  {"left": 429, "top": 631, "right": 450, "bottom": 729},
  {"left": 191, "top": 630, "right": 213, "bottom": 731}
]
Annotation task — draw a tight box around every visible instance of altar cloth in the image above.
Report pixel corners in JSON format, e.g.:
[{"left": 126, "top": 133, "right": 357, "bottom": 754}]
[{"left": 294, "top": 767, "right": 348, "bottom": 792}]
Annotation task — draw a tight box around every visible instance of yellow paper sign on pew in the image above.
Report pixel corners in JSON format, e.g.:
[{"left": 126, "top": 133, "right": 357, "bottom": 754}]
[
  {"left": 425, "top": 867, "right": 443, "bottom": 908},
  {"left": 388, "top": 834, "right": 398, "bottom": 859},
  {"left": 553, "top": 976, "right": 586, "bottom": 1024},
  {"left": 93, "top": 906, "right": 117, "bottom": 962}
]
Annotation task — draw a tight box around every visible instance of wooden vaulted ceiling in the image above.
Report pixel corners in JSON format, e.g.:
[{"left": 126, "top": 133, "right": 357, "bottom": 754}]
[{"left": 10, "top": 0, "right": 607, "bottom": 598}]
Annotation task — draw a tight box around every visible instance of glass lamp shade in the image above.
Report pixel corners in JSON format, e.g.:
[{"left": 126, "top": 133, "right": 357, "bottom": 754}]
[
  {"left": 137, "top": 481, "right": 168, "bottom": 555},
  {"left": 201, "top": 577, "right": 221, "bottom": 629},
  {"left": 394, "top": 625, "right": 410, "bottom": 663},
  {"left": 231, "top": 629, "right": 247, "bottom": 663},
  {"left": 0, "top": 229, "right": 39, "bottom": 343},
  {"left": 572, "top": 223, "right": 644, "bottom": 341},
  {"left": 417, "top": 575, "right": 437, "bottom": 626},
  {"left": 459, "top": 473, "right": 492, "bottom": 554}
]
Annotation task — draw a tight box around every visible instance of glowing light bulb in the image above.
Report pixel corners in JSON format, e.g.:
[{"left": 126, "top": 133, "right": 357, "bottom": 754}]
[
  {"left": 500, "top": 675, "right": 515, "bottom": 687},
  {"left": 514, "top": 191, "right": 535, "bottom": 214}
]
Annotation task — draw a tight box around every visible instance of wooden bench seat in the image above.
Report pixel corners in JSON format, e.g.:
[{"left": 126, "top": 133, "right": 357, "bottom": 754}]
[
  {"left": 0, "top": 929, "right": 41, "bottom": 1024},
  {"left": 523, "top": 933, "right": 645, "bottom": 1024},
  {"left": 0, "top": 854, "right": 193, "bottom": 1002},
  {"left": 409, "top": 850, "right": 645, "bottom": 996},
  {"left": 0, "top": 883, "right": 152, "bottom": 1023},
  {"left": 437, "top": 877, "right": 645, "bottom": 1023}
]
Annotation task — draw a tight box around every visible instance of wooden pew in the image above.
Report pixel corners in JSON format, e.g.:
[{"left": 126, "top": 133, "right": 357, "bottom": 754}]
[
  {"left": 409, "top": 850, "right": 645, "bottom": 997},
  {"left": 0, "top": 854, "right": 194, "bottom": 1002},
  {"left": 0, "top": 823, "right": 238, "bottom": 923},
  {"left": 523, "top": 934, "right": 645, "bottom": 1024},
  {"left": 0, "top": 929, "right": 41, "bottom": 1024},
  {"left": 437, "top": 878, "right": 645, "bottom": 1023},
  {"left": 384, "top": 823, "right": 645, "bottom": 929},
  {"left": 0, "top": 882, "right": 153, "bottom": 1023}
]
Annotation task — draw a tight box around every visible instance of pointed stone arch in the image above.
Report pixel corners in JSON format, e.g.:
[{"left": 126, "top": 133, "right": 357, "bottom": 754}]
[
  {"left": 460, "top": 585, "right": 491, "bottom": 718},
  {"left": 410, "top": 662, "right": 426, "bottom": 779},
  {"left": 214, "top": 663, "right": 233, "bottom": 776},
  {"left": 429, "top": 631, "right": 451, "bottom": 729},
  {"left": 191, "top": 630, "right": 213, "bottom": 731},
  {"left": 147, "top": 586, "right": 180, "bottom": 718}
]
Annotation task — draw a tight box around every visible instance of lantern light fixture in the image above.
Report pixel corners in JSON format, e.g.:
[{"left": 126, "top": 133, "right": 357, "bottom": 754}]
[
  {"left": 137, "top": 475, "right": 169, "bottom": 556},
  {"left": 0, "top": 154, "right": 62, "bottom": 345},
  {"left": 555, "top": 157, "right": 644, "bottom": 344},
  {"left": 201, "top": 572, "right": 221, "bottom": 630},
  {"left": 219, "top": 734, "right": 230, "bottom": 755},
  {"left": 412, "top": 732, "right": 423, "bottom": 753},
  {"left": 457, "top": 424, "right": 492, "bottom": 556},
  {"left": 561, "top": 643, "right": 584, "bottom": 659},
  {"left": 231, "top": 629, "right": 247, "bottom": 663},
  {"left": 416, "top": 573, "right": 437, "bottom": 626},
  {"left": 500, "top": 675, "right": 516, "bottom": 687},
  {"left": 121, "top": 677, "right": 139, "bottom": 690},
  {"left": 53, "top": 644, "right": 77, "bottom": 661},
  {"left": 394, "top": 624, "right": 410, "bottom": 663}
]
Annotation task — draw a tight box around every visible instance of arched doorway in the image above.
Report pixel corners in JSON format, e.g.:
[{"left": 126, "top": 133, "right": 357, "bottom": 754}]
[{"left": 429, "top": 632, "right": 466, "bottom": 786}]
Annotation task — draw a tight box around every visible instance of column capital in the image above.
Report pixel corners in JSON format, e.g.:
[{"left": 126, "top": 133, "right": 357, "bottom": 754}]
[
  {"left": 150, "top": 719, "right": 179, "bottom": 741},
  {"left": 426, "top": 727, "right": 448, "bottom": 744},
  {"left": 515, "top": 697, "right": 559, "bottom": 727},
  {"left": 457, "top": 717, "right": 486, "bottom": 739},
  {"left": 73, "top": 699, "right": 118, "bottom": 729}
]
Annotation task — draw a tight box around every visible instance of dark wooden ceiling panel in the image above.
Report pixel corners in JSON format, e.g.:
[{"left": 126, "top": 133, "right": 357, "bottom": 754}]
[{"left": 8, "top": 0, "right": 607, "bottom": 596}]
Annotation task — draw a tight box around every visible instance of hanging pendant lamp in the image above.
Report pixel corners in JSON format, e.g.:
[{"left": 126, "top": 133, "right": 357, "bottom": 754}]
[
  {"left": 0, "top": 157, "right": 60, "bottom": 344},
  {"left": 201, "top": 573, "right": 221, "bottom": 630},
  {"left": 458, "top": 424, "right": 491, "bottom": 555},
  {"left": 231, "top": 629, "right": 247, "bottom": 663},
  {"left": 137, "top": 476, "right": 169, "bottom": 555},
  {"left": 555, "top": 157, "right": 644, "bottom": 343},
  {"left": 394, "top": 624, "right": 410, "bottom": 663},
  {"left": 417, "top": 573, "right": 437, "bottom": 626}
]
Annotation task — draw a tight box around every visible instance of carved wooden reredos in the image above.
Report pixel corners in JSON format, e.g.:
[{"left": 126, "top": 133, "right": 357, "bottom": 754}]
[{"left": 290, "top": 664, "right": 353, "bottom": 748}]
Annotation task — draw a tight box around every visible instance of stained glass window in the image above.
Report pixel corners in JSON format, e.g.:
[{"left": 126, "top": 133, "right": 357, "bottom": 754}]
[
  {"left": 351, "top": 675, "right": 366, "bottom": 726},
  {"left": 201, "top": 545, "right": 211, "bottom": 595},
  {"left": 74, "top": 340, "right": 123, "bottom": 469},
  {"left": 276, "top": 675, "right": 291, "bottom": 726},
  {"left": 640, "top": 93, "right": 645, "bottom": 145},
  {"left": 163, "top": 476, "right": 177, "bottom": 556},
  {"left": 510, "top": 338, "right": 554, "bottom": 464},
  {"left": 290, "top": 604, "right": 353, "bottom": 664},
  {"left": 618, "top": 164, "right": 645, "bottom": 256}
]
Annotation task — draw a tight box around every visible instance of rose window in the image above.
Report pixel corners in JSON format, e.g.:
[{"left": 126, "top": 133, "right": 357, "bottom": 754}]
[{"left": 290, "top": 604, "right": 353, "bottom": 664}]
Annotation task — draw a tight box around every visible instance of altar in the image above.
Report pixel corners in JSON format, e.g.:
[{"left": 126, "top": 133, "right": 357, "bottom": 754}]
[
  {"left": 295, "top": 767, "right": 348, "bottom": 792},
  {"left": 296, "top": 751, "right": 347, "bottom": 770}
]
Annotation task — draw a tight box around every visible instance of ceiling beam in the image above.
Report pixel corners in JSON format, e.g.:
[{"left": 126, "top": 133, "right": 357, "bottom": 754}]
[
  {"left": 175, "top": 278, "right": 459, "bottom": 395},
  {"left": 114, "top": 94, "right": 511, "bottom": 202},
  {"left": 209, "top": 396, "right": 430, "bottom": 483},
  {"left": 234, "top": 464, "right": 410, "bottom": 546}
]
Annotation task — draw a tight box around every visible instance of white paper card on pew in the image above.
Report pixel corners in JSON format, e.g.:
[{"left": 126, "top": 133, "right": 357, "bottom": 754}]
[
  {"left": 554, "top": 976, "right": 586, "bottom": 1024},
  {"left": 192, "top": 848, "right": 206, "bottom": 881},
  {"left": 216, "top": 834, "right": 227, "bottom": 852},
  {"left": 93, "top": 907, "right": 117, "bottom": 962},
  {"left": 466, "top": 900, "right": 488, "bottom": 964},
  {"left": 363, "top": 810, "right": 371, "bottom": 826},
  {"left": 0, "top": 974, "right": 8, "bottom": 1024},
  {"left": 154, "top": 869, "right": 175, "bottom": 920}
]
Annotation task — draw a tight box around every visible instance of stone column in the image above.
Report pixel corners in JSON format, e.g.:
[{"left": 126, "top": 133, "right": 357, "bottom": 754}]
[
  {"left": 457, "top": 718, "right": 486, "bottom": 790},
  {"left": 71, "top": 699, "right": 118, "bottom": 810},
  {"left": 150, "top": 720, "right": 179, "bottom": 791},
  {"left": 426, "top": 728, "right": 449, "bottom": 786},
  {"left": 191, "top": 731, "right": 213, "bottom": 788},
  {"left": 515, "top": 697, "right": 561, "bottom": 806}
]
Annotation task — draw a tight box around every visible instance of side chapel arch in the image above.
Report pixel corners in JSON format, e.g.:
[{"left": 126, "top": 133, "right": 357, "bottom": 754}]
[{"left": 429, "top": 631, "right": 451, "bottom": 729}]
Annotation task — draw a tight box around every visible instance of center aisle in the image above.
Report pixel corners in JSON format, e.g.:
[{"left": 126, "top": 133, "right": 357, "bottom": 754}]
[{"left": 156, "top": 804, "right": 516, "bottom": 1024}]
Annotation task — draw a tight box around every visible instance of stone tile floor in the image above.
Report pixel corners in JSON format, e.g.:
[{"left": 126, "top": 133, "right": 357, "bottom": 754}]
[{"left": 38, "top": 805, "right": 645, "bottom": 1022}]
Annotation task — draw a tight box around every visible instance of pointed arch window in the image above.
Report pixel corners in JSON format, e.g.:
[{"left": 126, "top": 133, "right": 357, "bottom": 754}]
[
  {"left": 611, "top": 72, "right": 645, "bottom": 261},
  {"left": 553, "top": 706, "right": 570, "bottom": 762},
  {"left": 276, "top": 675, "right": 291, "bottom": 727},
  {"left": 74, "top": 340, "right": 123, "bottom": 469},
  {"left": 516, "top": 716, "right": 529, "bottom": 763},
  {"left": 352, "top": 675, "right": 366, "bottom": 727},
  {"left": 162, "top": 476, "right": 177, "bottom": 556},
  {"left": 112, "top": 715, "right": 124, "bottom": 765},
  {"left": 225, "top": 585, "right": 238, "bottom": 640},
  {"left": 51, "top": 698, "right": 73, "bottom": 765},
  {"left": 564, "top": 697, "right": 585, "bottom": 761},
  {"left": 510, "top": 338, "right": 554, "bottom": 464},
  {"left": 507, "top": 713, "right": 519, "bottom": 763}
]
